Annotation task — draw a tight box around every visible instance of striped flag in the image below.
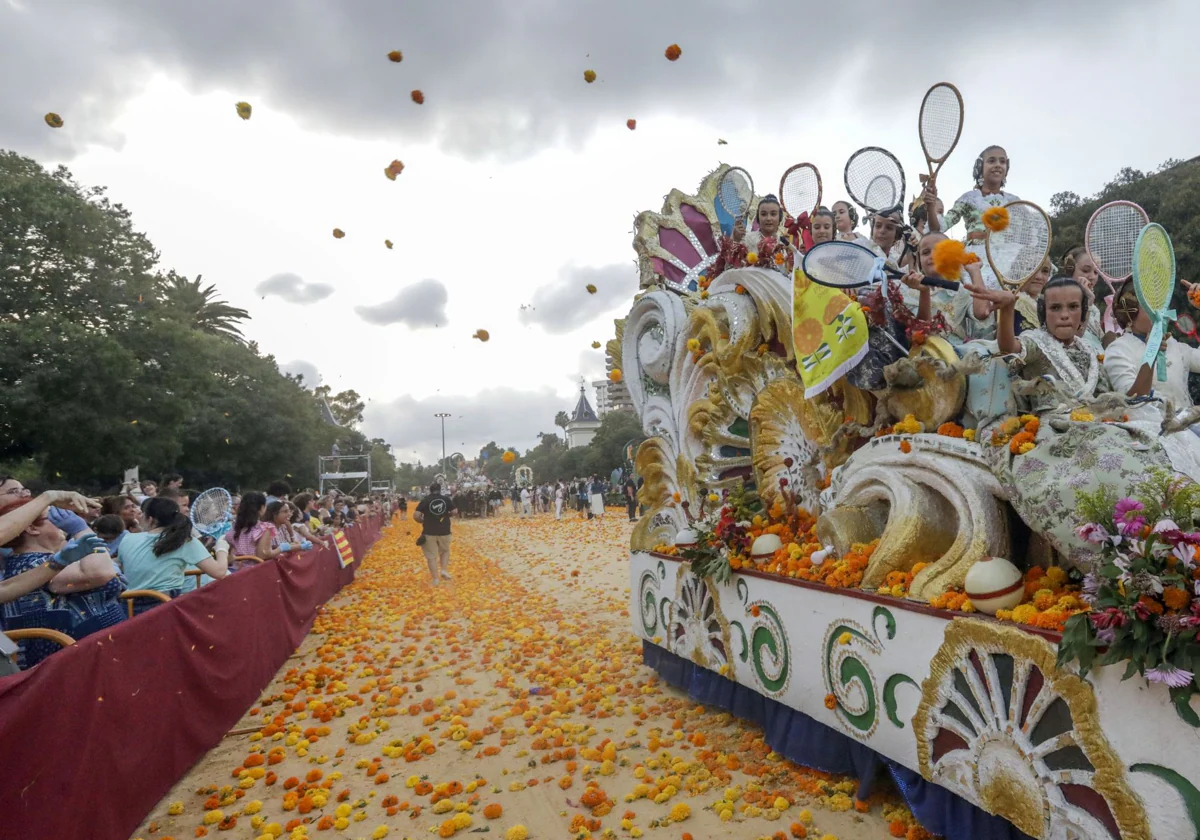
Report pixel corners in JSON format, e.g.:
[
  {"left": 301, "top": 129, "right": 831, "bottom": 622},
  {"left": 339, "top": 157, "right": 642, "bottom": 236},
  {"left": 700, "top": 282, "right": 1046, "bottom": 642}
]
[{"left": 334, "top": 530, "right": 354, "bottom": 568}]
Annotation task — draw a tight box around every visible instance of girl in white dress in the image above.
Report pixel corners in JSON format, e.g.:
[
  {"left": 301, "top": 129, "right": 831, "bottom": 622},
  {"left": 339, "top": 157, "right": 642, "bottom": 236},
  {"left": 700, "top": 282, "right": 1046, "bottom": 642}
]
[
  {"left": 925, "top": 145, "right": 1019, "bottom": 290},
  {"left": 1060, "top": 245, "right": 1106, "bottom": 351}
]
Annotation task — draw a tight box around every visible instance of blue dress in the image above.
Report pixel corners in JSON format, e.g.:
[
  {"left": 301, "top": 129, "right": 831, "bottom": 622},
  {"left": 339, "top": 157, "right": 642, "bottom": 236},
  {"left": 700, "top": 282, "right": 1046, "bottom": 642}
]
[{"left": 1, "top": 551, "right": 127, "bottom": 667}]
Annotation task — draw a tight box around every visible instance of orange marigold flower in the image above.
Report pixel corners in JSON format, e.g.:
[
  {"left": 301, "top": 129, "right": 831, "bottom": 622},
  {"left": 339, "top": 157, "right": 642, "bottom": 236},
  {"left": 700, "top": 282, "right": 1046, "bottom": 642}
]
[
  {"left": 823, "top": 693, "right": 837, "bottom": 710},
  {"left": 1138, "top": 595, "right": 1164, "bottom": 615},
  {"left": 411, "top": 90, "right": 425, "bottom": 104},
  {"left": 388, "top": 50, "right": 404, "bottom": 63},
  {"left": 609, "top": 368, "right": 623, "bottom": 383},
  {"left": 1164, "top": 587, "right": 1190, "bottom": 611},
  {"left": 899, "top": 440, "right": 912, "bottom": 453},
  {"left": 981, "top": 206, "right": 1010, "bottom": 233},
  {"left": 45, "top": 112, "right": 64, "bottom": 128},
  {"left": 483, "top": 803, "right": 503, "bottom": 819},
  {"left": 931, "top": 238, "right": 972, "bottom": 281},
  {"left": 626, "top": 118, "right": 637, "bottom": 130},
  {"left": 665, "top": 44, "right": 682, "bottom": 61},
  {"left": 936, "top": 422, "right": 964, "bottom": 438},
  {"left": 332, "top": 228, "right": 345, "bottom": 239}
]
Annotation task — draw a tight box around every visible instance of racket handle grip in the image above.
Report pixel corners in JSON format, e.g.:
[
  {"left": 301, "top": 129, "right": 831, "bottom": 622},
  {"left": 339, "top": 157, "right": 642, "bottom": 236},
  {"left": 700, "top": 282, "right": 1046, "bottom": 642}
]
[{"left": 921, "top": 277, "right": 959, "bottom": 291}]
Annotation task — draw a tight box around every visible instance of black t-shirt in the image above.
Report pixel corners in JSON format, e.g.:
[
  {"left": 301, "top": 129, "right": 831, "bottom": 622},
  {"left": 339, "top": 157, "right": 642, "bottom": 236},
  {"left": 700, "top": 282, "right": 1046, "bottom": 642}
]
[
  {"left": 399, "top": 498, "right": 408, "bottom": 510},
  {"left": 624, "top": 479, "right": 637, "bottom": 498},
  {"left": 416, "top": 493, "right": 455, "bottom": 536}
]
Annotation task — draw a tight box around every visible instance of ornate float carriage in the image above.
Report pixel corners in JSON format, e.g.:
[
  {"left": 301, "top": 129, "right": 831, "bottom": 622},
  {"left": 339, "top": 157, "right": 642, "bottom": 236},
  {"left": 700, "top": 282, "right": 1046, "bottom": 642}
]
[{"left": 621, "top": 167, "right": 1200, "bottom": 840}]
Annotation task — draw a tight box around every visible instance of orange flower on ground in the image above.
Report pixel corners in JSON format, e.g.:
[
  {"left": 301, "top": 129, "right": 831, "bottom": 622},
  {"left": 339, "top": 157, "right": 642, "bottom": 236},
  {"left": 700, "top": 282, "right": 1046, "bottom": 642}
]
[
  {"left": 665, "top": 44, "right": 682, "bottom": 61},
  {"left": 411, "top": 90, "right": 425, "bottom": 104}
]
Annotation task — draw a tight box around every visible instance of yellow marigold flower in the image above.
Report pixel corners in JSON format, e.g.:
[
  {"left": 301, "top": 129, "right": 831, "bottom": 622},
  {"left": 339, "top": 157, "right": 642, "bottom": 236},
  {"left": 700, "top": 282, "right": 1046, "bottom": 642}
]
[
  {"left": 837, "top": 632, "right": 852, "bottom": 645},
  {"left": 591, "top": 341, "right": 601, "bottom": 348},
  {"left": 799, "top": 809, "right": 813, "bottom": 823},
  {"left": 432, "top": 799, "right": 454, "bottom": 814},
  {"left": 583, "top": 69, "right": 597, "bottom": 83},
  {"left": 167, "top": 802, "right": 184, "bottom": 816},
  {"left": 243, "top": 800, "right": 263, "bottom": 815},
  {"left": 235, "top": 101, "right": 252, "bottom": 120},
  {"left": 963, "top": 428, "right": 977, "bottom": 441},
  {"left": 203, "top": 810, "right": 224, "bottom": 825},
  {"left": 44, "top": 112, "right": 64, "bottom": 128},
  {"left": 505, "top": 827, "right": 529, "bottom": 840},
  {"left": 585, "top": 283, "right": 597, "bottom": 294},
  {"left": 774, "top": 796, "right": 790, "bottom": 810},
  {"left": 333, "top": 818, "right": 350, "bottom": 831},
  {"left": 1017, "top": 442, "right": 1035, "bottom": 455},
  {"left": 384, "top": 239, "right": 393, "bottom": 249},
  {"left": 452, "top": 813, "right": 472, "bottom": 829},
  {"left": 746, "top": 252, "right": 759, "bottom": 265},
  {"left": 609, "top": 368, "right": 623, "bottom": 383},
  {"left": 687, "top": 338, "right": 701, "bottom": 352},
  {"left": 370, "top": 826, "right": 389, "bottom": 840},
  {"left": 1070, "top": 408, "right": 1095, "bottom": 422}
]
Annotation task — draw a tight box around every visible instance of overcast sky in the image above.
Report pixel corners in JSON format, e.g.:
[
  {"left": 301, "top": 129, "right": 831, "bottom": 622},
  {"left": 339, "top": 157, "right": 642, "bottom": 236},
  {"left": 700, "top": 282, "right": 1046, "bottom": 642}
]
[{"left": 3, "top": 0, "right": 1197, "bottom": 464}]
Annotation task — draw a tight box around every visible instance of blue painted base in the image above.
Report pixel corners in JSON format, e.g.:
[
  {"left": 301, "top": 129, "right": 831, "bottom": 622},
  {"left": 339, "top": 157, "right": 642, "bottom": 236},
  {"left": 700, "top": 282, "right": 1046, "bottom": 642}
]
[{"left": 641, "top": 641, "right": 1034, "bottom": 840}]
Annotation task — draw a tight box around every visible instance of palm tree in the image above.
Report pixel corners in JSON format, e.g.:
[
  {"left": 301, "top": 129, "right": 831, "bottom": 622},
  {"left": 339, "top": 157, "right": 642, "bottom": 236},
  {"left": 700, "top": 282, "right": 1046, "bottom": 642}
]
[
  {"left": 161, "top": 273, "right": 250, "bottom": 343},
  {"left": 554, "top": 410, "right": 570, "bottom": 430}
]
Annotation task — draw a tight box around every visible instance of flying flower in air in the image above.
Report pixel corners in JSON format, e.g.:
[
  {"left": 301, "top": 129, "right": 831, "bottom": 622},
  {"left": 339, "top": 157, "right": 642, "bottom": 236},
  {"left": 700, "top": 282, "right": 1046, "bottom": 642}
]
[
  {"left": 502, "top": 451, "right": 516, "bottom": 464},
  {"left": 235, "top": 101, "right": 252, "bottom": 120},
  {"left": 384, "top": 160, "right": 405, "bottom": 180},
  {"left": 583, "top": 69, "right": 596, "bottom": 83},
  {"left": 931, "top": 238, "right": 972, "bottom": 281},
  {"left": 982, "top": 206, "right": 1010, "bottom": 233},
  {"left": 717, "top": 138, "right": 728, "bottom": 145},
  {"left": 609, "top": 368, "right": 623, "bottom": 383},
  {"left": 473, "top": 329, "right": 490, "bottom": 342},
  {"left": 664, "top": 44, "right": 682, "bottom": 61},
  {"left": 626, "top": 119, "right": 637, "bottom": 130},
  {"left": 44, "top": 112, "right": 63, "bottom": 128},
  {"left": 585, "top": 284, "right": 597, "bottom": 294},
  {"left": 411, "top": 90, "right": 425, "bottom": 104},
  {"left": 384, "top": 240, "right": 393, "bottom": 249},
  {"left": 388, "top": 50, "right": 403, "bottom": 63},
  {"left": 332, "top": 228, "right": 345, "bottom": 239},
  {"left": 591, "top": 341, "right": 601, "bottom": 349}
]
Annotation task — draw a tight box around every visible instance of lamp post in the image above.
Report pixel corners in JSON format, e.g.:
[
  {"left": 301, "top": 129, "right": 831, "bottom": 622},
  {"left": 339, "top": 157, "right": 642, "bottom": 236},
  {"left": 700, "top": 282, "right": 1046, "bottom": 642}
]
[{"left": 434, "top": 412, "right": 451, "bottom": 473}]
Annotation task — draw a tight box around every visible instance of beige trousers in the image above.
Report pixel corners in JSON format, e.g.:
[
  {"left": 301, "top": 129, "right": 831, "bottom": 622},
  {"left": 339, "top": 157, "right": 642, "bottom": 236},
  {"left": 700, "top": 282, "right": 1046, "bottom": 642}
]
[{"left": 420, "top": 534, "right": 451, "bottom": 580}]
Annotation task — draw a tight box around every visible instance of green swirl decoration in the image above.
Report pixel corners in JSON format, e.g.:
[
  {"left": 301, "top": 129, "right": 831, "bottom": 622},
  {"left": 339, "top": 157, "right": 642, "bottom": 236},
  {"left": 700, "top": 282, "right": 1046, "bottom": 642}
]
[
  {"left": 872, "top": 605, "right": 897, "bottom": 641},
  {"left": 883, "top": 674, "right": 918, "bottom": 728},
  {"left": 736, "top": 578, "right": 749, "bottom": 605},
  {"left": 824, "top": 624, "right": 877, "bottom": 732},
  {"left": 751, "top": 603, "right": 790, "bottom": 695},
  {"left": 639, "top": 570, "right": 659, "bottom": 636}
]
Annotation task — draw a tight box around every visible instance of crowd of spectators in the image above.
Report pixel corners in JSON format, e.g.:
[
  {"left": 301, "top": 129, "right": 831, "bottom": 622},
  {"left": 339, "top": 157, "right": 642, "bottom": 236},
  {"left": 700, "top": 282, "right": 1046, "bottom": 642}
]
[{"left": 0, "top": 474, "right": 389, "bottom": 674}]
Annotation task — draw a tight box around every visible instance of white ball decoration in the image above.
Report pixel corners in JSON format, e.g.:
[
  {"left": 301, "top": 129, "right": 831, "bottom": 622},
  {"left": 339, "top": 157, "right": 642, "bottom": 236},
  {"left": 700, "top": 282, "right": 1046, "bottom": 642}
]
[
  {"left": 674, "top": 528, "right": 699, "bottom": 549},
  {"left": 750, "top": 533, "right": 782, "bottom": 564},
  {"left": 963, "top": 556, "right": 1025, "bottom": 615}
]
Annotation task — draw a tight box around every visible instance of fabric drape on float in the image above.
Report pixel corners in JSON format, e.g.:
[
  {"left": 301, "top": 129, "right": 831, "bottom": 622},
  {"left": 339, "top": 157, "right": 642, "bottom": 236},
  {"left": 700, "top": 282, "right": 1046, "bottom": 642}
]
[
  {"left": 0, "top": 517, "right": 383, "bottom": 840},
  {"left": 641, "top": 641, "right": 1035, "bottom": 840}
]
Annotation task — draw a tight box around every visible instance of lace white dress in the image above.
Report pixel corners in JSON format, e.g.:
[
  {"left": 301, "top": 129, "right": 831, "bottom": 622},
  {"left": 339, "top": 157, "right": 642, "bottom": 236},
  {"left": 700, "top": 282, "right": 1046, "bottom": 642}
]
[{"left": 937, "top": 188, "right": 1020, "bottom": 290}]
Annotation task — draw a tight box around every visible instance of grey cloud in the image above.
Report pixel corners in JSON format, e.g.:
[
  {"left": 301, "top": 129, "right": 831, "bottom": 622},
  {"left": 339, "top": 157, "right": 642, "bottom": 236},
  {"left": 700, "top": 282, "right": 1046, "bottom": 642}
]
[
  {"left": 0, "top": 0, "right": 1150, "bottom": 162},
  {"left": 362, "top": 387, "right": 568, "bottom": 465},
  {"left": 354, "top": 278, "right": 448, "bottom": 328},
  {"left": 279, "top": 359, "right": 320, "bottom": 386},
  {"left": 256, "top": 272, "right": 335, "bottom": 304},
  {"left": 519, "top": 263, "right": 635, "bottom": 334}
]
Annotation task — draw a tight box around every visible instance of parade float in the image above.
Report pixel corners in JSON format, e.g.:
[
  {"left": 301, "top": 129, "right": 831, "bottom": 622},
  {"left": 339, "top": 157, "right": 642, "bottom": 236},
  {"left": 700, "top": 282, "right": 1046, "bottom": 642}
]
[{"left": 621, "top": 166, "right": 1200, "bottom": 840}]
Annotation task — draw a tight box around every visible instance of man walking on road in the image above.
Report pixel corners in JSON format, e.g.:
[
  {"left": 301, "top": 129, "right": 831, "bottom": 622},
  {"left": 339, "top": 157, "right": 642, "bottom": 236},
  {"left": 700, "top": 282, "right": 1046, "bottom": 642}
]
[
  {"left": 623, "top": 474, "right": 638, "bottom": 522},
  {"left": 414, "top": 482, "right": 457, "bottom": 585}
]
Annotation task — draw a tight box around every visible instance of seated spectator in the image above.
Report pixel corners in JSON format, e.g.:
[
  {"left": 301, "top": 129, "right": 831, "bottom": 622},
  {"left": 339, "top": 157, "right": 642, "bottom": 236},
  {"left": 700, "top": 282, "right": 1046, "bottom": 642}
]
[
  {"left": 290, "top": 494, "right": 329, "bottom": 548},
  {"left": 118, "top": 498, "right": 227, "bottom": 609},
  {"left": 2, "top": 505, "right": 126, "bottom": 666},
  {"left": 227, "top": 491, "right": 285, "bottom": 562},
  {"left": 100, "top": 494, "right": 142, "bottom": 534},
  {"left": 139, "top": 480, "right": 158, "bottom": 499},
  {"left": 93, "top": 514, "right": 126, "bottom": 557},
  {"left": 264, "top": 500, "right": 305, "bottom": 556},
  {"left": 0, "top": 476, "right": 94, "bottom": 539}
]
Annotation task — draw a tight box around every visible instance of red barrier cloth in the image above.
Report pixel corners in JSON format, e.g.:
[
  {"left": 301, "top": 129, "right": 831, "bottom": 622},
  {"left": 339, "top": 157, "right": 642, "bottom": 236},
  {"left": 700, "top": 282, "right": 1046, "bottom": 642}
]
[{"left": 0, "top": 515, "right": 384, "bottom": 840}]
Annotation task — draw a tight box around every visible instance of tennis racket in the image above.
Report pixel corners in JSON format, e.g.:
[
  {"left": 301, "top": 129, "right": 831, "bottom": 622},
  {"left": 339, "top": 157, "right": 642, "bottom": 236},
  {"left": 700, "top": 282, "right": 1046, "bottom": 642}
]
[
  {"left": 1085, "top": 200, "right": 1148, "bottom": 286},
  {"left": 802, "top": 241, "right": 958, "bottom": 291},
  {"left": 984, "top": 200, "right": 1052, "bottom": 290},
  {"left": 844, "top": 147, "right": 905, "bottom": 215},
  {"left": 1175, "top": 312, "right": 1198, "bottom": 343},
  {"left": 779, "top": 163, "right": 822, "bottom": 219},
  {"left": 917, "top": 82, "right": 963, "bottom": 188},
  {"left": 1132, "top": 222, "right": 1176, "bottom": 377},
  {"left": 716, "top": 166, "right": 755, "bottom": 230},
  {"left": 191, "top": 487, "right": 233, "bottom": 538}
]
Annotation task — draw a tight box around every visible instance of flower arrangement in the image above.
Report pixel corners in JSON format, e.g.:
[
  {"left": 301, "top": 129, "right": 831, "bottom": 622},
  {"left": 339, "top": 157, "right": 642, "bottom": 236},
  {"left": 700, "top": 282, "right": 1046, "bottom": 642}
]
[
  {"left": 994, "top": 566, "right": 1087, "bottom": 632},
  {"left": 981, "top": 206, "right": 1010, "bottom": 233},
  {"left": 927, "top": 588, "right": 974, "bottom": 612},
  {"left": 990, "top": 414, "right": 1039, "bottom": 454},
  {"left": 1057, "top": 469, "right": 1200, "bottom": 723}
]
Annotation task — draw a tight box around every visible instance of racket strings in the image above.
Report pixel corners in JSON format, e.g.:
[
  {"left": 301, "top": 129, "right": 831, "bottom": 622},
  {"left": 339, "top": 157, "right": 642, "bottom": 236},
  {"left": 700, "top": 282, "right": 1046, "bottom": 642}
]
[
  {"left": 192, "top": 488, "right": 232, "bottom": 527},
  {"left": 845, "top": 149, "right": 904, "bottom": 213},
  {"left": 919, "top": 87, "right": 962, "bottom": 161},
  {"left": 718, "top": 170, "right": 753, "bottom": 218},
  {"left": 804, "top": 243, "right": 878, "bottom": 288},
  {"left": 781, "top": 168, "right": 819, "bottom": 216},
  {"left": 1137, "top": 234, "right": 1174, "bottom": 307},
  {"left": 1088, "top": 204, "right": 1146, "bottom": 281},
  {"left": 989, "top": 204, "right": 1050, "bottom": 285}
]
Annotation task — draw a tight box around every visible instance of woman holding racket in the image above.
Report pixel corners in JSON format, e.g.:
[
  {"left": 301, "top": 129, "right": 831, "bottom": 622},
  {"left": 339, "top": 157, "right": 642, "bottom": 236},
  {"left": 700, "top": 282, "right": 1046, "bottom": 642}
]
[
  {"left": 925, "top": 145, "right": 1018, "bottom": 289},
  {"left": 732, "top": 194, "right": 794, "bottom": 275},
  {"left": 809, "top": 207, "right": 837, "bottom": 247}
]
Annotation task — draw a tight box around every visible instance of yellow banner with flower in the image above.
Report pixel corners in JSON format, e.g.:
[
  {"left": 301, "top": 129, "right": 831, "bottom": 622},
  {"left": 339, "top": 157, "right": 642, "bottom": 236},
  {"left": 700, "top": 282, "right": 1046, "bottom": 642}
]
[{"left": 792, "top": 268, "right": 868, "bottom": 398}]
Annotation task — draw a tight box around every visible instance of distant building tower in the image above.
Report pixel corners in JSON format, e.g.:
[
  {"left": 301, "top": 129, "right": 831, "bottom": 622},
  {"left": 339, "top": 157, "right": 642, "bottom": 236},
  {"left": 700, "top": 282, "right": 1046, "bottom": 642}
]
[
  {"left": 591, "top": 379, "right": 612, "bottom": 416},
  {"left": 605, "top": 349, "right": 633, "bottom": 413},
  {"left": 565, "top": 384, "right": 602, "bottom": 449}
]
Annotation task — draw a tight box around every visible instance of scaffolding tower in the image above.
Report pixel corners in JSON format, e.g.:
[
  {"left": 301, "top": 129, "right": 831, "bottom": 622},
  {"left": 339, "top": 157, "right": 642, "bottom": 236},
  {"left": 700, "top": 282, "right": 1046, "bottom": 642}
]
[{"left": 319, "top": 453, "right": 371, "bottom": 497}]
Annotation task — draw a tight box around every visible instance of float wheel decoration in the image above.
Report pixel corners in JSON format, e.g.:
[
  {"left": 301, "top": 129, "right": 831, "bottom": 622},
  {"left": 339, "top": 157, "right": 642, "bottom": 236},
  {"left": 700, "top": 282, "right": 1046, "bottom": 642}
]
[
  {"left": 913, "top": 619, "right": 1149, "bottom": 840},
  {"left": 668, "top": 570, "right": 731, "bottom": 669}
]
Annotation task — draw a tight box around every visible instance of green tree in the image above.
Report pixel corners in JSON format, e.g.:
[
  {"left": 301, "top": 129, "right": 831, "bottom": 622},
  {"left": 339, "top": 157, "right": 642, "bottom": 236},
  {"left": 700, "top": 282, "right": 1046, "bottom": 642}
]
[
  {"left": 554, "top": 410, "right": 570, "bottom": 430},
  {"left": 314, "top": 386, "right": 365, "bottom": 428},
  {"left": 160, "top": 271, "right": 250, "bottom": 343}
]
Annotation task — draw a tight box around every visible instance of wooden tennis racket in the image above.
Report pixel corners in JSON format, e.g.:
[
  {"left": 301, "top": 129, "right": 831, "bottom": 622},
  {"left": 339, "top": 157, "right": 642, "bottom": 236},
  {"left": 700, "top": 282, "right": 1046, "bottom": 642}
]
[
  {"left": 985, "top": 201, "right": 1052, "bottom": 290},
  {"left": 917, "top": 82, "right": 963, "bottom": 188},
  {"left": 779, "top": 163, "right": 822, "bottom": 219}
]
